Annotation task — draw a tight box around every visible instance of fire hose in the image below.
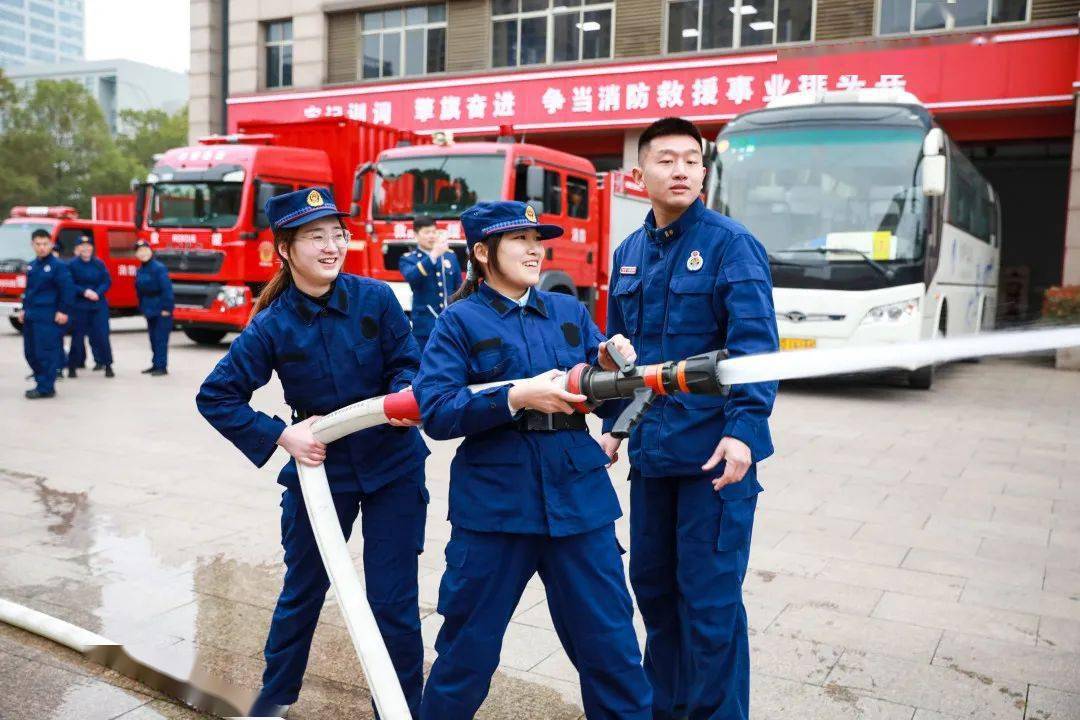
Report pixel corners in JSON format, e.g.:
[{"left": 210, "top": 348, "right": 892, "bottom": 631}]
[{"left": 2, "top": 325, "right": 1079, "bottom": 717}]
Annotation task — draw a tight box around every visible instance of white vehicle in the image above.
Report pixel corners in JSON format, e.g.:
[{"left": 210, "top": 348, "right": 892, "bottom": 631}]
[{"left": 708, "top": 90, "right": 1001, "bottom": 388}]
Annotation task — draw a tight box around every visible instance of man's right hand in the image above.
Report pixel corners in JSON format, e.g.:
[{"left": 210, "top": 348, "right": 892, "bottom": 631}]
[
  {"left": 429, "top": 237, "right": 450, "bottom": 261},
  {"left": 277, "top": 417, "right": 327, "bottom": 467},
  {"left": 508, "top": 369, "right": 587, "bottom": 415},
  {"left": 599, "top": 433, "right": 622, "bottom": 467}
]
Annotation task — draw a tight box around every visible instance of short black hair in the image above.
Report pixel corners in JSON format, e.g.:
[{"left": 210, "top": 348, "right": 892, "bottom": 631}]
[
  {"left": 413, "top": 215, "right": 436, "bottom": 231},
  {"left": 637, "top": 117, "right": 704, "bottom": 160},
  {"left": 31, "top": 229, "right": 51, "bottom": 240}
]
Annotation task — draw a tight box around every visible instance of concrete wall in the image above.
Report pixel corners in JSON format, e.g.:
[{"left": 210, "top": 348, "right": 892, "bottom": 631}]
[{"left": 1059, "top": 100, "right": 1080, "bottom": 370}]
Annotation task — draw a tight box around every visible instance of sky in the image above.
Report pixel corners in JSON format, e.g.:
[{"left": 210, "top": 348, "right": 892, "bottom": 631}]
[{"left": 84, "top": 0, "right": 190, "bottom": 74}]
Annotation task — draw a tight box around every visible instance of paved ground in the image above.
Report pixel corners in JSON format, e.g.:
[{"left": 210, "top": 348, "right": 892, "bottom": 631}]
[{"left": 0, "top": 319, "right": 1079, "bottom": 720}]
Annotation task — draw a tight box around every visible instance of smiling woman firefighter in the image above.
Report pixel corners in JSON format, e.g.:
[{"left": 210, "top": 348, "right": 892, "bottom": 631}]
[
  {"left": 195, "top": 187, "right": 429, "bottom": 718},
  {"left": 412, "top": 200, "right": 652, "bottom": 719}
]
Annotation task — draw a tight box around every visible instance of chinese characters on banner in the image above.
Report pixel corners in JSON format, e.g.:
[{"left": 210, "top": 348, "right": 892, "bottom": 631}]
[{"left": 227, "top": 28, "right": 1077, "bottom": 134}]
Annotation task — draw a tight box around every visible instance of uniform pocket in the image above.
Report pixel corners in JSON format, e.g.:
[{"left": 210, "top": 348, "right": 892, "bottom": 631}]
[
  {"left": 612, "top": 277, "right": 642, "bottom": 334},
  {"left": 717, "top": 495, "right": 758, "bottom": 551},
  {"left": 667, "top": 274, "right": 718, "bottom": 334},
  {"left": 468, "top": 346, "right": 513, "bottom": 382},
  {"left": 564, "top": 440, "right": 612, "bottom": 474}
]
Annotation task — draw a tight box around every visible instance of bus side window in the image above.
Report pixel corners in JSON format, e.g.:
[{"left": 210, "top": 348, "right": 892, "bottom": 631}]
[
  {"left": 567, "top": 176, "right": 589, "bottom": 218},
  {"left": 108, "top": 229, "right": 138, "bottom": 258}
]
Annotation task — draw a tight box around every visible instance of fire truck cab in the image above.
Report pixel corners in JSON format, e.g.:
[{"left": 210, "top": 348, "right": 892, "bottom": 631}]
[{"left": 0, "top": 206, "right": 140, "bottom": 332}]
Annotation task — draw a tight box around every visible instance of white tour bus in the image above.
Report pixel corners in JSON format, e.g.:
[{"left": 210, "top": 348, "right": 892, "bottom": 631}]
[{"left": 707, "top": 89, "right": 1001, "bottom": 388}]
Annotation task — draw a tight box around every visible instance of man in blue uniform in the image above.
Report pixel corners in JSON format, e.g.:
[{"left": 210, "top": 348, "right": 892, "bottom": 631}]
[
  {"left": 601, "top": 117, "right": 779, "bottom": 720},
  {"left": 17, "top": 228, "right": 74, "bottom": 399},
  {"left": 398, "top": 214, "right": 461, "bottom": 349},
  {"left": 134, "top": 240, "right": 174, "bottom": 376},
  {"left": 67, "top": 234, "right": 114, "bottom": 378}
]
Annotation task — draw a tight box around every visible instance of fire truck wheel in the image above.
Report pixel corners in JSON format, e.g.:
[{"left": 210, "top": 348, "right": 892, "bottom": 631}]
[
  {"left": 9, "top": 316, "right": 23, "bottom": 334},
  {"left": 184, "top": 328, "right": 228, "bottom": 346}
]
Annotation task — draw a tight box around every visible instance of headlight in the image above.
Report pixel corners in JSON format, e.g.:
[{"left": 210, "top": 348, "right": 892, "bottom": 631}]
[
  {"left": 861, "top": 298, "right": 919, "bottom": 325},
  {"left": 216, "top": 286, "right": 249, "bottom": 309}
]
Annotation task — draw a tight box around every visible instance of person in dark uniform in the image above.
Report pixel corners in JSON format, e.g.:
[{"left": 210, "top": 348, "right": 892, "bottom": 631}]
[
  {"left": 196, "top": 187, "right": 430, "bottom": 718},
  {"left": 133, "top": 240, "right": 174, "bottom": 376},
  {"left": 414, "top": 200, "right": 651, "bottom": 720},
  {"left": 67, "top": 234, "right": 114, "bottom": 378},
  {"left": 398, "top": 215, "right": 461, "bottom": 349},
  {"left": 602, "top": 117, "right": 779, "bottom": 720},
  {"left": 17, "top": 228, "right": 74, "bottom": 398}
]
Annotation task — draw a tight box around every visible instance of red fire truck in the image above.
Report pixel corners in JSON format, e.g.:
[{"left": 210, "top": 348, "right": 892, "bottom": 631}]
[
  {"left": 363, "top": 134, "right": 650, "bottom": 329},
  {"left": 134, "top": 117, "right": 425, "bottom": 344},
  {"left": 1, "top": 205, "right": 140, "bottom": 332}
]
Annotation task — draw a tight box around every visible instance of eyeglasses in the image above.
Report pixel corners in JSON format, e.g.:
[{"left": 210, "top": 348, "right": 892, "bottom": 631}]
[{"left": 301, "top": 230, "right": 351, "bottom": 251}]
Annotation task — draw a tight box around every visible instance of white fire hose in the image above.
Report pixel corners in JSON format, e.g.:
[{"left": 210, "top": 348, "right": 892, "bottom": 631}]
[{"left": 2, "top": 325, "right": 1078, "bottom": 719}]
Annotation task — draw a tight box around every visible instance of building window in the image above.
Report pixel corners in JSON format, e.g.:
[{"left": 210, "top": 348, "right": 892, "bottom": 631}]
[
  {"left": 30, "top": 18, "right": 54, "bottom": 32},
  {"left": 264, "top": 19, "right": 293, "bottom": 89},
  {"left": 361, "top": 4, "right": 446, "bottom": 79},
  {"left": 666, "top": 0, "right": 812, "bottom": 52},
  {"left": 492, "top": 0, "right": 614, "bottom": 68},
  {"left": 30, "top": 32, "right": 54, "bottom": 48},
  {"left": 878, "top": 0, "right": 1026, "bottom": 34},
  {"left": 29, "top": 2, "right": 52, "bottom": 17},
  {"left": 29, "top": 48, "right": 54, "bottom": 62}
]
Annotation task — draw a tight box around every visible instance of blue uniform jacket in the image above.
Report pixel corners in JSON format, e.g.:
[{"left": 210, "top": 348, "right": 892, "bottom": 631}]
[
  {"left": 603, "top": 199, "right": 779, "bottom": 497},
  {"left": 135, "top": 258, "right": 174, "bottom": 317},
  {"left": 398, "top": 249, "right": 462, "bottom": 338},
  {"left": 414, "top": 283, "right": 621, "bottom": 537},
  {"left": 69, "top": 256, "right": 111, "bottom": 308},
  {"left": 196, "top": 274, "right": 430, "bottom": 494},
  {"left": 23, "top": 255, "right": 74, "bottom": 321}
]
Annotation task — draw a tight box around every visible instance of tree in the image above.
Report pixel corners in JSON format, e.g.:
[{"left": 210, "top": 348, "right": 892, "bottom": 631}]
[
  {"left": 117, "top": 106, "right": 188, "bottom": 172},
  {"left": 0, "top": 79, "right": 140, "bottom": 217}
]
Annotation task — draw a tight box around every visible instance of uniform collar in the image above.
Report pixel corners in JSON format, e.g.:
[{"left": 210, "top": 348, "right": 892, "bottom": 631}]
[
  {"left": 643, "top": 198, "right": 706, "bottom": 243},
  {"left": 283, "top": 280, "right": 350, "bottom": 325},
  {"left": 477, "top": 281, "right": 547, "bottom": 318}
]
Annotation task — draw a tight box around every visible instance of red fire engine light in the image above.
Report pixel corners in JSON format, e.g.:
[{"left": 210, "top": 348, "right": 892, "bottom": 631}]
[
  {"left": 198, "top": 133, "right": 276, "bottom": 145},
  {"left": 10, "top": 206, "right": 79, "bottom": 219},
  {"left": 497, "top": 124, "right": 515, "bottom": 138}
]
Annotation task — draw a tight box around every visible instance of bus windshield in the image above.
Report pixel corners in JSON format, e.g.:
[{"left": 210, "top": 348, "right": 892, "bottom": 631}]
[
  {"left": 373, "top": 154, "right": 505, "bottom": 220},
  {"left": 149, "top": 182, "right": 243, "bottom": 229},
  {"left": 711, "top": 126, "right": 929, "bottom": 263},
  {"left": 0, "top": 221, "right": 53, "bottom": 264}
]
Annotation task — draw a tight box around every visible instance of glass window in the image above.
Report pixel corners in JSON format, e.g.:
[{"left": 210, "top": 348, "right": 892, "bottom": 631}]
[
  {"left": 361, "top": 3, "right": 446, "bottom": 78},
  {"left": 30, "top": 18, "right": 53, "bottom": 32},
  {"left": 30, "top": 33, "right": 54, "bottom": 48},
  {"left": 374, "top": 155, "right": 506, "bottom": 219},
  {"left": 492, "top": 0, "right": 613, "bottom": 67},
  {"left": 59, "top": 11, "right": 80, "bottom": 24},
  {"left": 0, "top": 9, "right": 19, "bottom": 22},
  {"left": 513, "top": 166, "right": 562, "bottom": 214},
  {"left": 880, "top": 0, "right": 1026, "bottom": 33},
  {"left": 0, "top": 0, "right": 24, "bottom": 8},
  {"left": 29, "top": 1, "right": 51, "bottom": 17},
  {"left": 566, "top": 176, "right": 589, "bottom": 218},
  {"left": 667, "top": 0, "right": 809, "bottom": 52},
  {"left": 149, "top": 182, "right": 244, "bottom": 229},
  {"left": 265, "top": 19, "right": 293, "bottom": 88},
  {"left": 0, "top": 23, "right": 22, "bottom": 40}
]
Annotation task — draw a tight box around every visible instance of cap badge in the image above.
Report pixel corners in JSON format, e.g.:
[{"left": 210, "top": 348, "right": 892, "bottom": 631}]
[
  {"left": 306, "top": 190, "right": 324, "bottom": 207},
  {"left": 524, "top": 205, "right": 537, "bottom": 223}
]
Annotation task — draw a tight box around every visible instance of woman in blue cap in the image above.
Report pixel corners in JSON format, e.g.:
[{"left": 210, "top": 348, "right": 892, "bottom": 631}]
[
  {"left": 133, "top": 239, "right": 174, "bottom": 376},
  {"left": 413, "top": 200, "right": 652, "bottom": 719},
  {"left": 196, "top": 187, "right": 430, "bottom": 718}
]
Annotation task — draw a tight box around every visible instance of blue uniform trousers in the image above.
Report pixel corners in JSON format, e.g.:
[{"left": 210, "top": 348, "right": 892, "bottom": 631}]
[
  {"left": 262, "top": 466, "right": 427, "bottom": 716},
  {"left": 145, "top": 315, "right": 172, "bottom": 370},
  {"left": 23, "top": 317, "right": 61, "bottom": 394},
  {"left": 69, "top": 305, "right": 112, "bottom": 368},
  {"left": 629, "top": 471, "right": 757, "bottom": 720},
  {"left": 421, "top": 524, "right": 652, "bottom": 720}
]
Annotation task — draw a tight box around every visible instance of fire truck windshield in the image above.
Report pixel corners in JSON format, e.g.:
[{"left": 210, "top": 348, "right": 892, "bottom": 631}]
[
  {"left": 0, "top": 221, "right": 53, "bottom": 264},
  {"left": 372, "top": 154, "right": 505, "bottom": 220},
  {"left": 149, "top": 181, "right": 243, "bottom": 229}
]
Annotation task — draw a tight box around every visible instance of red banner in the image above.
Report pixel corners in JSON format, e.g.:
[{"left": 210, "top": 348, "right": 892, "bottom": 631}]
[{"left": 228, "top": 25, "right": 1078, "bottom": 135}]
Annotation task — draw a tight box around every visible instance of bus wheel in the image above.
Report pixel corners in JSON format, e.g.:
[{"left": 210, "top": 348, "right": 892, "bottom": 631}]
[
  {"left": 908, "top": 305, "right": 947, "bottom": 390},
  {"left": 184, "top": 328, "right": 228, "bottom": 346},
  {"left": 9, "top": 316, "right": 23, "bottom": 334}
]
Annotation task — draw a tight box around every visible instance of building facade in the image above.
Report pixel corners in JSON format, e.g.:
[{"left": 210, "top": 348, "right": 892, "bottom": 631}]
[
  {"left": 0, "top": 0, "right": 84, "bottom": 69},
  {"left": 190, "top": 0, "right": 1080, "bottom": 358},
  {"left": 7, "top": 58, "right": 189, "bottom": 133}
]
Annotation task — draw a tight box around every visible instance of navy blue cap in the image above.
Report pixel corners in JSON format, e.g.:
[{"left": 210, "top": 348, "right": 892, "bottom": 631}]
[
  {"left": 460, "top": 201, "right": 563, "bottom": 250},
  {"left": 75, "top": 234, "right": 93, "bottom": 246},
  {"left": 134, "top": 239, "right": 151, "bottom": 251},
  {"left": 265, "top": 187, "right": 347, "bottom": 231}
]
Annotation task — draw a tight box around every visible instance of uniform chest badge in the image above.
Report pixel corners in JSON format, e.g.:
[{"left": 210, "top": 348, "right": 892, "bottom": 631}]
[
  {"left": 443, "top": 258, "right": 451, "bottom": 268},
  {"left": 44, "top": 265, "right": 51, "bottom": 273},
  {"left": 686, "top": 250, "right": 703, "bottom": 272},
  {"left": 620, "top": 266, "right": 637, "bottom": 275}
]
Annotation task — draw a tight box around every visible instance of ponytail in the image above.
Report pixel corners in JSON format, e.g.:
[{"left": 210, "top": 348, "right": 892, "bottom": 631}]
[
  {"left": 250, "top": 226, "right": 299, "bottom": 318},
  {"left": 451, "top": 234, "right": 503, "bottom": 304}
]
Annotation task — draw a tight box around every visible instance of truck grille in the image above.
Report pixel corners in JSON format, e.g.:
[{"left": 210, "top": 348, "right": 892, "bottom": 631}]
[
  {"left": 174, "top": 283, "right": 222, "bottom": 309},
  {"left": 382, "top": 242, "right": 467, "bottom": 273},
  {"left": 156, "top": 249, "right": 225, "bottom": 274}
]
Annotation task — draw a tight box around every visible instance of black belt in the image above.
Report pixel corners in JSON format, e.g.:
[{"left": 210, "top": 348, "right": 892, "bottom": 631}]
[
  {"left": 514, "top": 410, "right": 587, "bottom": 432},
  {"left": 291, "top": 408, "right": 331, "bottom": 422}
]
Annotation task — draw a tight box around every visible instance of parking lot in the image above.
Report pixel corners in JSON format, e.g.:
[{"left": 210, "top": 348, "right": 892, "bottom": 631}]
[{"left": 1, "top": 321, "right": 1079, "bottom": 720}]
